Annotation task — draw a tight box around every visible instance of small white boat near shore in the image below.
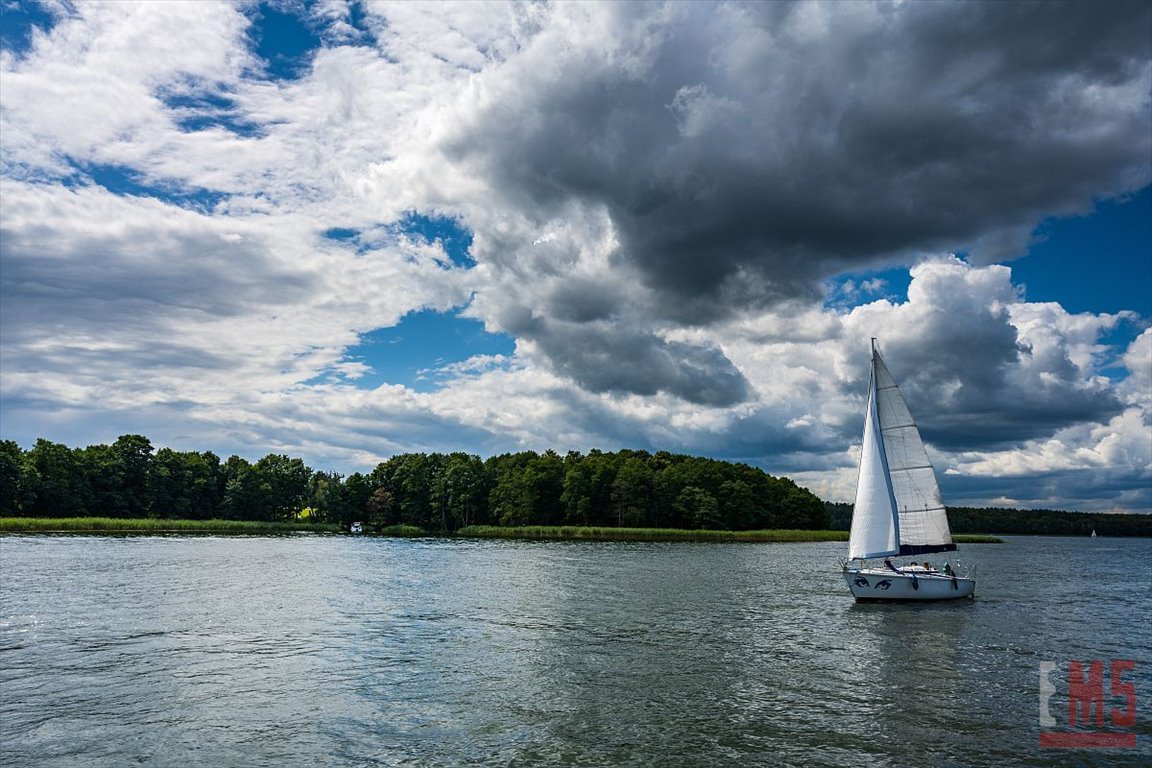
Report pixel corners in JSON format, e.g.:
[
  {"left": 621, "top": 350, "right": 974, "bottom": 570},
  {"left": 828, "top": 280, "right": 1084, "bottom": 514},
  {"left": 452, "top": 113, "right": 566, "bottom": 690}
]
[{"left": 842, "top": 340, "right": 976, "bottom": 602}]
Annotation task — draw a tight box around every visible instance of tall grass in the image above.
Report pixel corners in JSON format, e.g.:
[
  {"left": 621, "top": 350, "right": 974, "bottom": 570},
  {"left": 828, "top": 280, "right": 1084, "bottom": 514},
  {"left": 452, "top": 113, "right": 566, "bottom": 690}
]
[
  {"left": 457, "top": 525, "right": 846, "bottom": 542},
  {"left": 372, "top": 524, "right": 427, "bottom": 537},
  {"left": 456, "top": 525, "right": 1003, "bottom": 543},
  {"left": 0, "top": 518, "right": 1003, "bottom": 543},
  {"left": 0, "top": 517, "right": 341, "bottom": 534}
]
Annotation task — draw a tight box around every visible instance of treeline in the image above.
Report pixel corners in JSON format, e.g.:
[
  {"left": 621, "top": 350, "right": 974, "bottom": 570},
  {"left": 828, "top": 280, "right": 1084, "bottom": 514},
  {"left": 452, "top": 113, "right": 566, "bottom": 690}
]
[
  {"left": 825, "top": 502, "right": 1152, "bottom": 537},
  {"left": 0, "top": 436, "right": 828, "bottom": 532}
]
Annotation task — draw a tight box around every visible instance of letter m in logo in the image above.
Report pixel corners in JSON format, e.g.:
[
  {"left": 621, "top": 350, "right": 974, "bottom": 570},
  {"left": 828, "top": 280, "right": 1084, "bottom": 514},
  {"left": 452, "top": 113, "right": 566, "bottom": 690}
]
[{"left": 1068, "top": 660, "right": 1105, "bottom": 727}]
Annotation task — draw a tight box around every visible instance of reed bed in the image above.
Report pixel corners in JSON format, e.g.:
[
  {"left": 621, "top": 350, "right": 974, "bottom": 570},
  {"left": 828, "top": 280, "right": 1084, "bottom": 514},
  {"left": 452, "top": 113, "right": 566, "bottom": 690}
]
[
  {"left": 456, "top": 525, "right": 1003, "bottom": 543},
  {"left": 457, "top": 525, "right": 846, "bottom": 542},
  {"left": 0, "top": 519, "right": 1003, "bottom": 542},
  {"left": 371, "top": 524, "right": 428, "bottom": 537},
  {"left": 0, "top": 517, "right": 341, "bottom": 534}
]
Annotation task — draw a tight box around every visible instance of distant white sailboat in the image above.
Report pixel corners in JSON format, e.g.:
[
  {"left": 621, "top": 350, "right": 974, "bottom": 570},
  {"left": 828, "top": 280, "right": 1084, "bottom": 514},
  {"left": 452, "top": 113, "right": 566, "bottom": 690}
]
[
  {"left": 1091, "top": 529, "right": 1097, "bottom": 538},
  {"left": 842, "top": 340, "right": 976, "bottom": 601}
]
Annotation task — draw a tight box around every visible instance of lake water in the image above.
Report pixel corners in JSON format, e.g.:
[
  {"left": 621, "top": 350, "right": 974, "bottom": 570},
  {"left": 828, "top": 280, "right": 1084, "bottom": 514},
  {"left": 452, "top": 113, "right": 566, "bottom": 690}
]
[{"left": 1, "top": 534, "right": 1149, "bottom": 767}]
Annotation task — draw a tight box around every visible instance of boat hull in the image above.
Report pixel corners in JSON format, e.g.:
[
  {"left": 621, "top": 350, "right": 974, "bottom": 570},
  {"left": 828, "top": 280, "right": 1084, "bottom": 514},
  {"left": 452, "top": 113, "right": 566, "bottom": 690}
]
[{"left": 843, "top": 568, "right": 974, "bottom": 602}]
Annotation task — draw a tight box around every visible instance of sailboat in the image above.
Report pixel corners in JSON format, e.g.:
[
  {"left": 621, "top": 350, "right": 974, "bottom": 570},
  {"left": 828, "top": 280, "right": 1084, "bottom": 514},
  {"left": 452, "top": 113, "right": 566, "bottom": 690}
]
[{"left": 842, "top": 340, "right": 976, "bottom": 601}]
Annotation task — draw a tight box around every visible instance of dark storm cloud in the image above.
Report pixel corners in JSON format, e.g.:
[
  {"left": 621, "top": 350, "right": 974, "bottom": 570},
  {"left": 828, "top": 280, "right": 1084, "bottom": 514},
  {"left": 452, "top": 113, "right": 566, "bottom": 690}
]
[
  {"left": 514, "top": 313, "right": 750, "bottom": 406},
  {"left": 493, "top": 274, "right": 751, "bottom": 405},
  {"left": 548, "top": 277, "right": 621, "bottom": 323},
  {"left": 886, "top": 336, "right": 1125, "bottom": 452},
  {"left": 455, "top": 0, "right": 1151, "bottom": 324},
  {"left": 527, "top": 275, "right": 754, "bottom": 405},
  {"left": 940, "top": 467, "right": 1152, "bottom": 513}
]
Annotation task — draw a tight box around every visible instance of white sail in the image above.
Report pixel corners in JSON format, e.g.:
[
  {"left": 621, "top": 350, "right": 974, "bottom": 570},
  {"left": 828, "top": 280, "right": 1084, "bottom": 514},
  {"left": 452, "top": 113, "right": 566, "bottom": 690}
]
[
  {"left": 847, "top": 360, "right": 900, "bottom": 559},
  {"left": 848, "top": 342, "right": 955, "bottom": 560},
  {"left": 872, "top": 347, "right": 954, "bottom": 554}
]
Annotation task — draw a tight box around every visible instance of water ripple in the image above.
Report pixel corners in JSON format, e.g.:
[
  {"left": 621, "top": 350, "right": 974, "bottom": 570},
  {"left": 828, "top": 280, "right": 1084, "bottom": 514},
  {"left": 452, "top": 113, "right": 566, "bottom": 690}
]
[{"left": 0, "top": 535, "right": 1148, "bottom": 766}]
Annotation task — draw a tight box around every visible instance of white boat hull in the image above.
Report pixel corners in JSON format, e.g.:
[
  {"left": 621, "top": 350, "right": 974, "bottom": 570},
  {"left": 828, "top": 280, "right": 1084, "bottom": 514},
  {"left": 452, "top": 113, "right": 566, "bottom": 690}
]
[{"left": 843, "top": 568, "right": 975, "bottom": 602}]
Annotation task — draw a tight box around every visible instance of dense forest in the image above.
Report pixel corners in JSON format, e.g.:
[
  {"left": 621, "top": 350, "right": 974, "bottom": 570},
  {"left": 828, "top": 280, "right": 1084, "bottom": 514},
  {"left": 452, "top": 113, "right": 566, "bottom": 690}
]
[
  {"left": 825, "top": 502, "right": 1152, "bottom": 537},
  {"left": 4, "top": 436, "right": 1146, "bottom": 536},
  {"left": 0, "top": 436, "right": 828, "bottom": 532}
]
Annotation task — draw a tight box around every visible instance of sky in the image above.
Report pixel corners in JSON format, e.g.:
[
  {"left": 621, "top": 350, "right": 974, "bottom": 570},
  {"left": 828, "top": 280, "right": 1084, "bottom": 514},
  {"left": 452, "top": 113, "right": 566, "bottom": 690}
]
[{"left": 1, "top": 0, "right": 1150, "bottom": 513}]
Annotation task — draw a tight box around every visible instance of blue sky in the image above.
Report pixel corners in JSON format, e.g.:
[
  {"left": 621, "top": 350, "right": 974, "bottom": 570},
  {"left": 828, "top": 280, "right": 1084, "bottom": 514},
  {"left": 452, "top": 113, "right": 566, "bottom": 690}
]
[
  {"left": 338, "top": 309, "right": 514, "bottom": 392},
  {"left": 1014, "top": 187, "right": 1151, "bottom": 317},
  {"left": 1, "top": 1, "right": 1149, "bottom": 513}
]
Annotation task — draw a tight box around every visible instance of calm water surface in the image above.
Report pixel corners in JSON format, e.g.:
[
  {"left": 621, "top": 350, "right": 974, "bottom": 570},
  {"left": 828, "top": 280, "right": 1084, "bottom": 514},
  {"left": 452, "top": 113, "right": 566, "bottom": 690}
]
[{"left": 1, "top": 535, "right": 1149, "bottom": 767}]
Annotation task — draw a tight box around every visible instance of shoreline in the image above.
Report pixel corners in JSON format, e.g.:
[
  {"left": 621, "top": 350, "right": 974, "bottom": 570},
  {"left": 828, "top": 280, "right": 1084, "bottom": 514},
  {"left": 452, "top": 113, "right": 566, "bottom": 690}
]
[
  {"left": 0, "top": 517, "right": 341, "bottom": 535},
  {"left": 0, "top": 518, "right": 1008, "bottom": 542},
  {"left": 452, "top": 525, "right": 1005, "bottom": 544}
]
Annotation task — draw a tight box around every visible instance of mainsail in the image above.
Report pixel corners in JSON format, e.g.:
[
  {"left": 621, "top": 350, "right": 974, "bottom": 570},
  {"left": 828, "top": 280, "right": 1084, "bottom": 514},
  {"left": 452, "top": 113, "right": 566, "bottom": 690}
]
[{"left": 848, "top": 342, "right": 955, "bottom": 560}]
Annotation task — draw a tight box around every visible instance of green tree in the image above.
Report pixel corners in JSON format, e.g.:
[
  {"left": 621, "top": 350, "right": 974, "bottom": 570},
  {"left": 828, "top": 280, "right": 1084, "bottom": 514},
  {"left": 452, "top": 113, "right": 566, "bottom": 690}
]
[
  {"left": 366, "top": 487, "right": 396, "bottom": 528},
  {"left": 27, "top": 439, "right": 86, "bottom": 517},
  {"left": 0, "top": 440, "right": 28, "bottom": 516},
  {"left": 307, "top": 470, "right": 346, "bottom": 525},
  {"left": 153, "top": 448, "right": 221, "bottom": 520},
  {"left": 218, "top": 455, "right": 256, "bottom": 520},
  {"left": 612, "top": 457, "right": 653, "bottom": 527},
  {"left": 718, "top": 479, "right": 758, "bottom": 530},
  {"left": 525, "top": 450, "right": 565, "bottom": 525},
  {"left": 770, "top": 479, "right": 827, "bottom": 529},
  {"left": 342, "top": 472, "right": 373, "bottom": 526},
  {"left": 561, "top": 455, "right": 593, "bottom": 526},
  {"left": 486, "top": 452, "right": 538, "bottom": 526},
  {"left": 112, "top": 434, "right": 155, "bottom": 518},
  {"left": 251, "top": 454, "right": 312, "bottom": 521},
  {"left": 581, "top": 449, "right": 619, "bottom": 526},
  {"left": 376, "top": 454, "right": 435, "bottom": 529},
  {"left": 435, "top": 453, "right": 488, "bottom": 531},
  {"left": 675, "top": 486, "right": 723, "bottom": 529}
]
